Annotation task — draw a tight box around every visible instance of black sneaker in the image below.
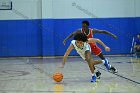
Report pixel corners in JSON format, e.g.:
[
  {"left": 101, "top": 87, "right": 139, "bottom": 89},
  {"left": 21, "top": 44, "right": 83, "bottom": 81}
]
[
  {"left": 96, "top": 70, "right": 101, "bottom": 79},
  {"left": 109, "top": 66, "right": 118, "bottom": 73}
]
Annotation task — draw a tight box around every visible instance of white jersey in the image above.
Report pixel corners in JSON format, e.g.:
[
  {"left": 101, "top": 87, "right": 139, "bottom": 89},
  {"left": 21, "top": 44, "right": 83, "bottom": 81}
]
[{"left": 71, "top": 40, "right": 91, "bottom": 60}]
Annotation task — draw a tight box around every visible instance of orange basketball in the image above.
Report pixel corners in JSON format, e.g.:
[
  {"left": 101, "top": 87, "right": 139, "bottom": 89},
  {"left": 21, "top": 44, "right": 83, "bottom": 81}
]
[{"left": 53, "top": 72, "right": 63, "bottom": 82}]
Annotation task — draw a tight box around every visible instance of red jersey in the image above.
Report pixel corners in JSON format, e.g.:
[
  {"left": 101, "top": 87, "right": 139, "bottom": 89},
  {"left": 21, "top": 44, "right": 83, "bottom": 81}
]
[
  {"left": 81, "top": 28, "right": 93, "bottom": 38},
  {"left": 81, "top": 28, "right": 96, "bottom": 46},
  {"left": 81, "top": 28, "right": 102, "bottom": 55}
]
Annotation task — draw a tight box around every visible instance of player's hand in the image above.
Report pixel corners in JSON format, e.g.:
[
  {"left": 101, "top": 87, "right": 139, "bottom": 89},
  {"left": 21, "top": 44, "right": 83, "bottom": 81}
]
[
  {"left": 59, "top": 64, "right": 65, "bottom": 68},
  {"left": 63, "top": 40, "right": 66, "bottom": 45},
  {"left": 105, "top": 47, "right": 110, "bottom": 52}
]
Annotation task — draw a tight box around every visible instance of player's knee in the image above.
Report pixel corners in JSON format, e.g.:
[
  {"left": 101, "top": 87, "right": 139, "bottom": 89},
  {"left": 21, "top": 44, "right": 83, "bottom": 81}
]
[{"left": 85, "top": 56, "right": 91, "bottom": 62}]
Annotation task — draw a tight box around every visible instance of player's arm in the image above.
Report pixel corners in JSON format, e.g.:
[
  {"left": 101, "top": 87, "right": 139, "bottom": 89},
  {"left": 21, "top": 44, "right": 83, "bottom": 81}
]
[
  {"left": 93, "top": 29, "right": 118, "bottom": 39},
  {"left": 61, "top": 44, "right": 74, "bottom": 68},
  {"left": 63, "top": 30, "right": 81, "bottom": 45},
  {"left": 88, "top": 38, "right": 110, "bottom": 51}
]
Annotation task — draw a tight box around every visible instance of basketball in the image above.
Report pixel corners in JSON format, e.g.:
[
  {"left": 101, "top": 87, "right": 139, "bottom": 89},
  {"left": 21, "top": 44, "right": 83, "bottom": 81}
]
[{"left": 53, "top": 72, "right": 63, "bottom": 82}]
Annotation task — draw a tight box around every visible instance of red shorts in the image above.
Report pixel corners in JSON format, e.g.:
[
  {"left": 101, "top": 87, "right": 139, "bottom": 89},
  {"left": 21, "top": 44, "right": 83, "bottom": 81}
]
[{"left": 89, "top": 43, "right": 102, "bottom": 56}]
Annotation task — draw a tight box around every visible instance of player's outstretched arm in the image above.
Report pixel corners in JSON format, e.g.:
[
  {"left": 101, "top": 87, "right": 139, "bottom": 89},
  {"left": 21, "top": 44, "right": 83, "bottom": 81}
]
[
  {"left": 88, "top": 38, "right": 110, "bottom": 52},
  {"left": 60, "top": 44, "right": 74, "bottom": 68},
  {"left": 63, "top": 30, "right": 81, "bottom": 45},
  {"left": 93, "top": 29, "right": 118, "bottom": 39}
]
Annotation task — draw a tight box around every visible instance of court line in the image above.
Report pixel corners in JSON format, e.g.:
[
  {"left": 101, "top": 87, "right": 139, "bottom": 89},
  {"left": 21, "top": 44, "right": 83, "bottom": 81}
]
[{"left": 96, "top": 66, "right": 140, "bottom": 85}]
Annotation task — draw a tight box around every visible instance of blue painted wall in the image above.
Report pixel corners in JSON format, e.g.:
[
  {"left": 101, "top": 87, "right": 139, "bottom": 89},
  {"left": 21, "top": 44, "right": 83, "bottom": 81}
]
[
  {"left": 0, "top": 19, "right": 42, "bottom": 57},
  {"left": 0, "top": 17, "right": 140, "bottom": 57},
  {"left": 135, "top": 17, "right": 140, "bottom": 34}
]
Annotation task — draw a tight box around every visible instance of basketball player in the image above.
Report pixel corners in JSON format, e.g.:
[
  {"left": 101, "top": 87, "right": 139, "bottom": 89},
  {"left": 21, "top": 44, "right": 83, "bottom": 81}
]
[
  {"left": 63, "top": 20, "right": 117, "bottom": 73},
  {"left": 60, "top": 33, "right": 111, "bottom": 82},
  {"left": 134, "top": 34, "right": 140, "bottom": 52}
]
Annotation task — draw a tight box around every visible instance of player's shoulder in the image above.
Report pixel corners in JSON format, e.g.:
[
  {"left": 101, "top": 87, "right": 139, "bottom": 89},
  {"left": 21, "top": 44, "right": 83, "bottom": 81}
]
[
  {"left": 76, "top": 29, "right": 82, "bottom": 32},
  {"left": 73, "top": 30, "right": 82, "bottom": 35}
]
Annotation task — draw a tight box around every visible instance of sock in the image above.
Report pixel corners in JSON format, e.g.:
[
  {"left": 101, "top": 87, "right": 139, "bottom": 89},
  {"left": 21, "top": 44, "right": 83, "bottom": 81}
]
[
  {"left": 91, "top": 73, "right": 96, "bottom": 76},
  {"left": 102, "top": 59, "right": 112, "bottom": 68},
  {"left": 102, "top": 60, "right": 105, "bottom": 64}
]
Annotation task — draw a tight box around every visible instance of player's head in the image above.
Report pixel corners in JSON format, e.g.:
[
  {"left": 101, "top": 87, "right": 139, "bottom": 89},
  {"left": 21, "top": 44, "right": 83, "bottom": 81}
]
[
  {"left": 82, "top": 20, "right": 89, "bottom": 30},
  {"left": 74, "top": 33, "right": 88, "bottom": 47},
  {"left": 74, "top": 32, "right": 88, "bottom": 42},
  {"left": 82, "top": 20, "right": 89, "bottom": 26}
]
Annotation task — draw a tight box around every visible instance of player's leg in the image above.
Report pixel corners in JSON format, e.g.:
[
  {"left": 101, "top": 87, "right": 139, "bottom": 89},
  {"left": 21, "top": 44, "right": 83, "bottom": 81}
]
[
  {"left": 85, "top": 50, "right": 97, "bottom": 82},
  {"left": 99, "top": 53, "right": 117, "bottom": 73},
  {"left": 91, "top": 45, "right": 118, "bottom": 73},
  {"left": 98, "top": 53, "right": 105, "bottom": 60},
  {"left": 89, "top": 45, "right": 102, "bottom": 78},
  {"left": 99, "top": 53, "right": 118, "bottom": 73},
  {"left": 84, "top": 51, "right": 106, "bottom": 81},
  {"left": 91, "top": 45, "right": 110, "bottom": 70}
]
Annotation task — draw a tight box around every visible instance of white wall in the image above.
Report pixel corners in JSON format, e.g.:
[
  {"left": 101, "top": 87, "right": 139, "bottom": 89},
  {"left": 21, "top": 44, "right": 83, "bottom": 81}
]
[
  {"left": 0, "top": 0, "right": 140, "bottom": 20},
  {"left": 0, "top": 0, "right": 42, "bottom": 20},
  {"left": 42, "top": 0, "right": 53, "bottom": 18},
  {"left": 43, "top": 0, "right": 140, "bottom": 19},
  {"left": 135, "top": 0, "right": 140, "bottom": 17}
]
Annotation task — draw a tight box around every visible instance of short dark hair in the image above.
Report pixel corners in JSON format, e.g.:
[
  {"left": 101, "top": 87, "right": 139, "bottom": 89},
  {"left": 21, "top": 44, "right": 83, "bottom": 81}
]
[
  {"left": 74, "top": 32, "right": 88, "bottom": 42},
  {"left": 82, "top": 20, "right": 89, "bottom": 26}
]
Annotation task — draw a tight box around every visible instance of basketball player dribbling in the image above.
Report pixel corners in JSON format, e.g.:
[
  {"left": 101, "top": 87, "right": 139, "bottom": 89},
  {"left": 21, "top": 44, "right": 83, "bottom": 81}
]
[{"left": 60, "top": 33, "right": 111, "bottom": 82}]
